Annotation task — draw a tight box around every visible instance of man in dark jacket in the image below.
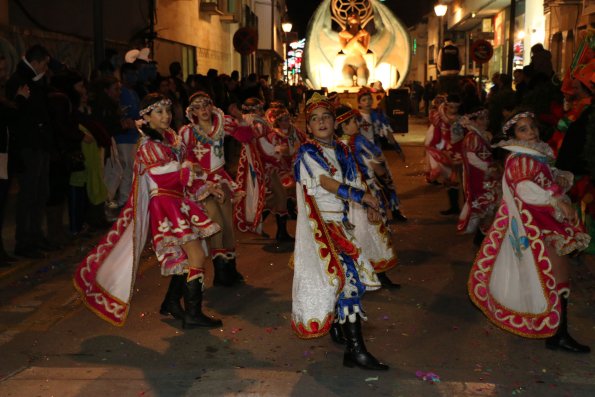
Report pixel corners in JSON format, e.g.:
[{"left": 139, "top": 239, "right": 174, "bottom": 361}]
[{"left": 4, "top": 44, "right": 53, "bottom": 258}]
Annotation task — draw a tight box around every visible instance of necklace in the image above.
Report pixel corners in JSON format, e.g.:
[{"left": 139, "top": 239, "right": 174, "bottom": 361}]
[{"left": 309, "top": 138, "right": 337, "bottom": 176}]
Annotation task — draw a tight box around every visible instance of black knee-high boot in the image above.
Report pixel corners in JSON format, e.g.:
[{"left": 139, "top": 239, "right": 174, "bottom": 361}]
[
  {"left": 440, "top": 188, "right": 460, "bottom": 215},
  {"left": 182, "top": 277, "right": 223, "bottom": 329},
  {"left": 329, "top": 321, "right": 345, "bottom": 345},
  {"left": 545, "top": 295, "right": 590, "bottom": 353},
  {"left": 228, "top": 256, "right": 244, "bottom": 283},
  {"left": 275, "top": 214, "right": 294, "bottom": 242},
  {"left": 342, "top": 317, "right": 389, "bottom": 370},
  {"left": 213, "top": 256, "right": 236, "bottom": 287},
  {"left": 377, "top": 271, "right": 401, "bottom": 289},
  {"left": 159, "top": 275, "right": 185, "bottom": 319}
]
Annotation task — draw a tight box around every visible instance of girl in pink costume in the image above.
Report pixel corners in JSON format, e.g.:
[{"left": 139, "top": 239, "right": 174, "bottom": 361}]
[
  {"left": 468, "top": 111, "right": 591, "bottom": 353},
  {"left": 74, "top": 94, "right": 223, "bottom": 329},
  {"left": 456, "top": 108, "right": 500, "bottom": 241},
  {"left": 178, "top": 91, "right": 253, "bottom": 287}
]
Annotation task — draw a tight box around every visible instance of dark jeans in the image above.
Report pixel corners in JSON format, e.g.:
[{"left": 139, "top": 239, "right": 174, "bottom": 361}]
[
  {"left": 68, "top": 185, "right": 87, "bottom": 235},
  {"left": 15, "top": 148, "right": 50, "bottom": 249},
  {"left": 0, "top": 178, "right": 9, "bottom": 240}
]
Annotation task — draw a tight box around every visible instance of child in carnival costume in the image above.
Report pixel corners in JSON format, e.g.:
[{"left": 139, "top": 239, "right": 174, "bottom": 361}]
[
  {"left": 291, "top": 93, "right": 388, "bottom": 370},
  {"left": 456, "top": 107, "right": 501, "bottom": 244},
  {"left": 264, "top": 102, "right": 306, "bottom": 186},
  {"left": 239, "top": 97, "right": 293, "bottom": 242},
  {"left": 424, "top": 94, "right": 446, "bottom": 184},
  {"left": 265, "top": 103, "right": 307, "bottom": 220},
  {"left": 178, "top": 91, "right": 254, "bottom": 287},
  {"left": 426, "top": 94, "right": 463, "bottom": 215},
  {"left": 468, "top": 110, "right": 591, "bottom": 353},
  {"left": 356, "top": 87, "right": 407, "bottom": 222},
  {"left": 335, "top": 104, "right": 400, "bottom": 289},
  {"left": 233, "top": 98, "right": 267, "bottom": 236},
  {"left": 74, "top": 94, "right": 223, "bottom": 329}
]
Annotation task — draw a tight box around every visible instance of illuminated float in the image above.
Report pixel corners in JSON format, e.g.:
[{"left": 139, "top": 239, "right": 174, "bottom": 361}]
[{"left": 305, "top": 0, "right": 411, "bottom": 91}]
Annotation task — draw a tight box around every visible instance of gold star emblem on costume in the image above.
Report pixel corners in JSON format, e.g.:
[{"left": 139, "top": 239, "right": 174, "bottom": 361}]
[{"left": 192, "top": 141, "right": 210, "bottom": 161}]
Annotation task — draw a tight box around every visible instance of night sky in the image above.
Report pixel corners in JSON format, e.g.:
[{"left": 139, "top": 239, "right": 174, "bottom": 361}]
[{"left": 286, "top": 0, "right": 434, "bottom": 38}]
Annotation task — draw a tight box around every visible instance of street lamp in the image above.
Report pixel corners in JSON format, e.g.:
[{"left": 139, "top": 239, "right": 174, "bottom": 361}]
[
  {"left": 434, "top": 3, "right": 447, "bottom": 63},
  {"left": 281, "top": 16, "right": 292, "bottom": 84},
  {"left": 281, "top": 19, "right": 292, "bottom": 35}
]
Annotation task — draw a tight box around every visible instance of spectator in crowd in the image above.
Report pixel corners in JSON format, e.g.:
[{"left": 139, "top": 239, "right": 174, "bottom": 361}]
[
  {"left": 5, "top": 44, "right": 54, "bottom": 258},
  {"left": 0, "top": 55, "right": 29, "bottom": 265},
  {"left": 513, "top": 68, "right": 527, "bottom": 102},
  {"left": 169, "top": 61, "right": 189, "bottom": 109},
  {"left": 91, "top": 75, "right": 124, "bottom": 213},
  {"left": 530, "top": 43, "right": 554, "bottom": 82},
  {"left": 423, "top": 78, "right": 437, "bottom": 116},
  {"left": 240, "top": 73, "right": 264, "bottom": 103},
  {"left": 116, "top": 62, "right": 141, "bottom": 208},
  {"left": 410, "top": 81, "right": 424, "bottom": 116}
]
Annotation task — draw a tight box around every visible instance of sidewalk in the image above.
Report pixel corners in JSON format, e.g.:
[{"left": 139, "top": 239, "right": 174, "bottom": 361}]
[{"left": 0, "top": 197, "right": 104, "bottom": 291}]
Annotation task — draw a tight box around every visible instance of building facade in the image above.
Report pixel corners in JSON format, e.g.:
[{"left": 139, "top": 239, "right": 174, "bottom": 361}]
[{"left": 0, "top": 0, "right": 287, "bottom": 80}]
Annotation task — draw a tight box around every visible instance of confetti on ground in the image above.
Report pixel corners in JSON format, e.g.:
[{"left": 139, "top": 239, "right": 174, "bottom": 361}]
[
  {"left": 264, "top": 327, "right": 273, "bottom": 333},
  {"left": 365, "top": 376, "right": 379, "bottom": 382},
  {"left": 231, "top": 328, "right": 242, "bottom": 334},
  {"left": 416, "top": 371, "right": 440, "bottom": 384}
]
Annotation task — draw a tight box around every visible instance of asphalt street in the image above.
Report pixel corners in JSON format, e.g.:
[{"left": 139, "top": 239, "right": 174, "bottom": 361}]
[{"left": 1, "top": 118, "right": 594, "bottom": 397}]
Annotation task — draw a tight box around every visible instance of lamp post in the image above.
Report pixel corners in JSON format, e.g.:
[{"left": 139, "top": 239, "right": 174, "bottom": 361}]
[
  {"left": 281, "top": 17, "right": 292, "bottom": 84},
  {"left": 434, "top": 3, "right": 447, "bottom": 67}
]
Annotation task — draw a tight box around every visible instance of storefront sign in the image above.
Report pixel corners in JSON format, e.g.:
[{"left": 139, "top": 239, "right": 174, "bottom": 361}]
[
  {"left": 233, "top": 28, "right": 258, "bottom": 55},
  {"left": 471, "top": 39, "right": 494, "bottom": 64}
]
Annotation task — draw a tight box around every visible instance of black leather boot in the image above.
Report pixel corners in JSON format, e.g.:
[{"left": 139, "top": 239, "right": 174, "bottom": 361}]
[
  {"left": 391, "top": 208, "right": 408, "bottom": 222},
  {"left": 329, "top": 321, "right": 346, "bottom": 345},
  {"left": 545, "top": 296, "right": 590, "bottom": 353},
  {"left": 228, "top": 256, "right": 244, "bottom": 283},
  {"left": 159, "top": 275, "right": 185, "bottom": 320},
  {"left": 182, "top": 277, "right": 223, "bottom": 329},
  {"left": 213, "top": 256, "right": 236, "bottom": 287},
  {"left": 287, "top": 197, "right": 298, "bottom": 220},
  {"left": 377, "top": 272, "right": 401, "bottom": 289},
  {"left": 275, "top": 214, "right": 294, "bottom": 243},
  {"left": 342, "top": 317, "right": 389, "bottom": 370},
  {"left": 440, "top": 188, "right": 460, "bottom": 215}
]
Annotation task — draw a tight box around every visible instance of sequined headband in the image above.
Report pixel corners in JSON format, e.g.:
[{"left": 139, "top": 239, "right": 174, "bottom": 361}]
[
  {"left": 502, "top": 111, "right": 535, "bottom": 136},
  {"left": 242, "top": 100, "right": 264, "bottom": 113},
  {"left": 139, "top": 98, "right": 172, "bottom": 116},
  {"left": 305, "top": 93, "right": 334, "bottom": 120},
  {"left": 189, "top": 95, "right": 213, "bottom": 108},
  {"left": 265, "top": 108, "right": 290, "bottom": 124},
  {"left": 335, "top": 108, "right": 359, "bottom": 125}
]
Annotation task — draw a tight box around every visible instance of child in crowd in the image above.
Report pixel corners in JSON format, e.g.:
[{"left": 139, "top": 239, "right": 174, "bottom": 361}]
[
  {"left": 335, "top": 104, "right": 400, "bottom": 289},
  {"left": 74, "top": 93, "right": 223, "bottom": 329},
  {"left": 426, "top": 94, "right": 463, "bottom": 215},
  {"left": 456, "top": 108, "right": 500, "bottom": 245},
  {"left": 468, "top": 110, "right": 591, "bottom": 353},
  {"left": 291, "top": 93, "right": 388, "bottom": 370},
  {"left": 237, "top": 97, "right": 293, "bottom": 242},
  {"left": 357, "top": 87, "right": 407, "bottom": 222},
  {"left": 178, "top": 91, "right": 252, "bottom": 287}
]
